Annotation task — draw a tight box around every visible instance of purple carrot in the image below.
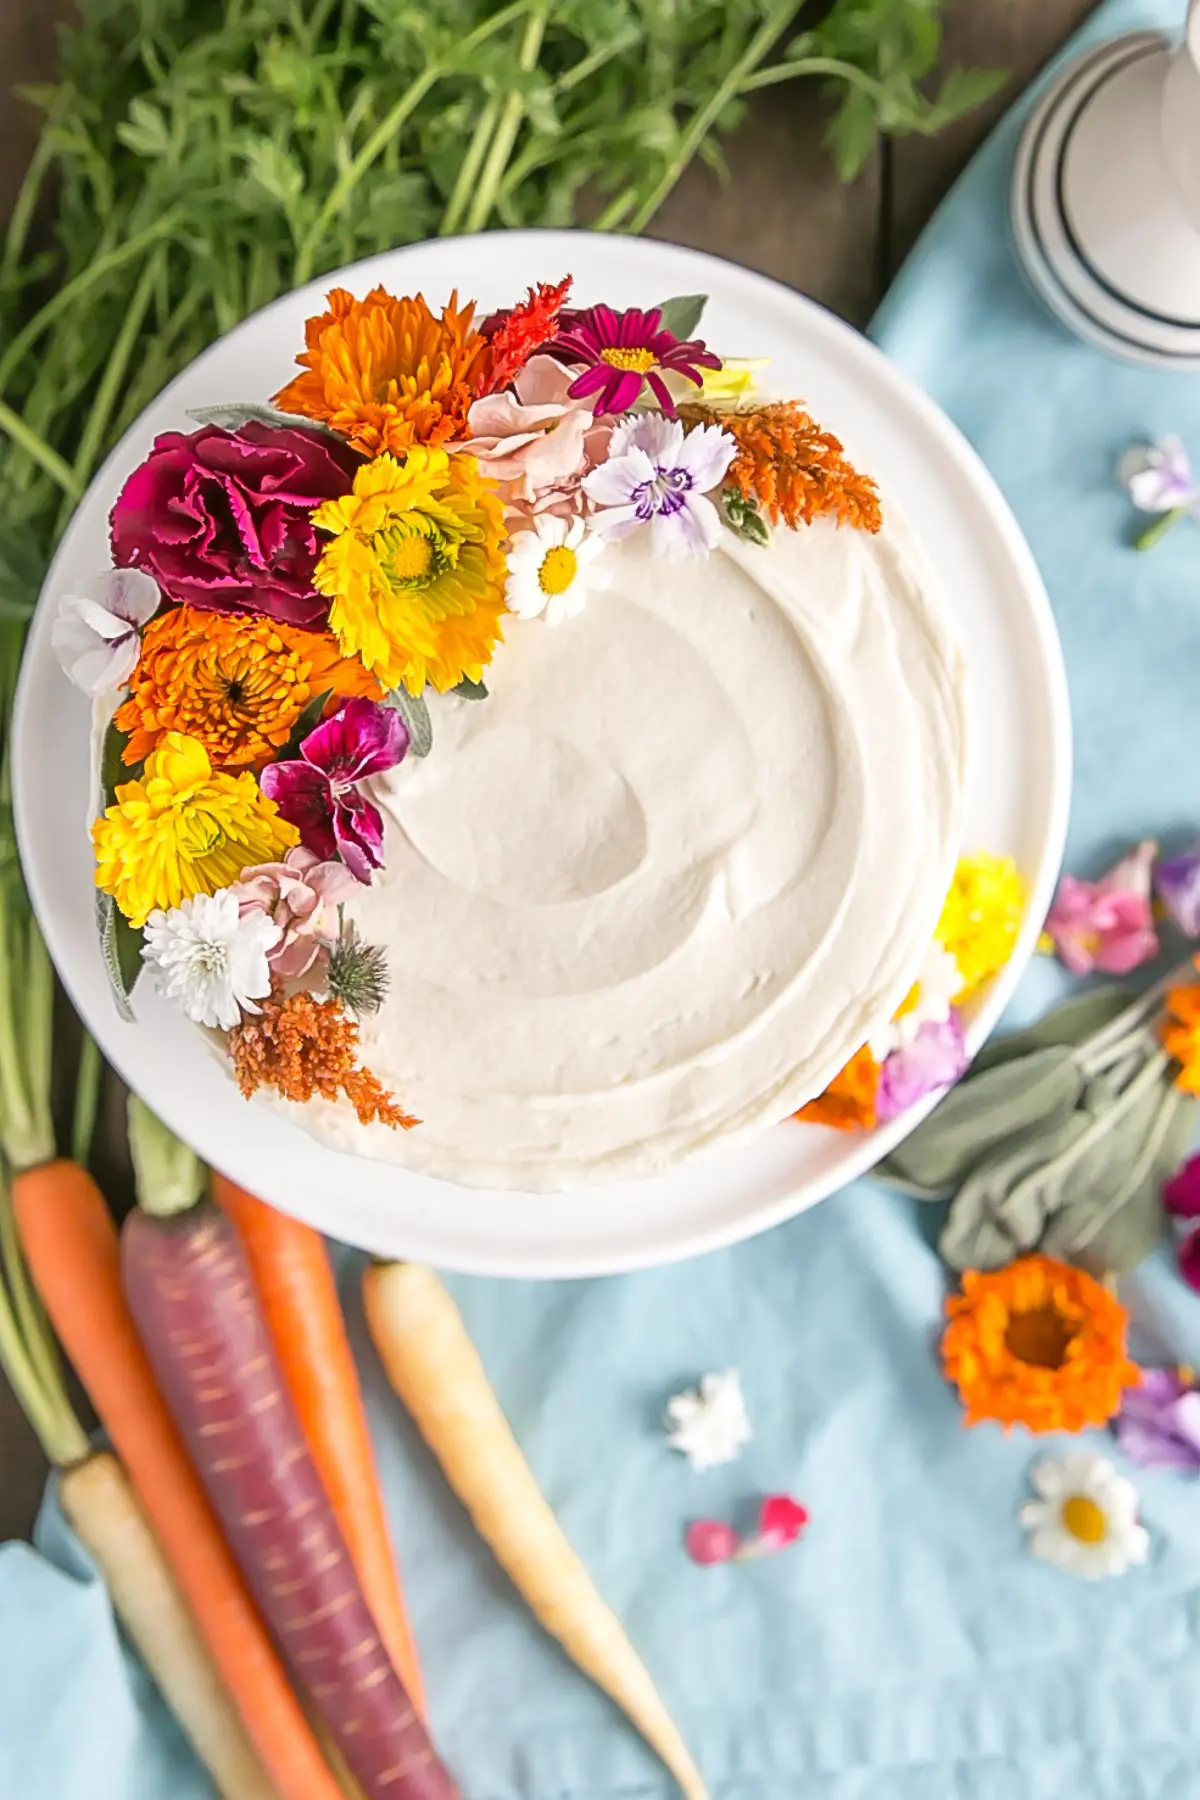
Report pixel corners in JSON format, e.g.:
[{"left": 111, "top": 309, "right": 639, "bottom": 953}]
[{"left": 121, "top": 1195, "right": 457, "bottom": 1800}]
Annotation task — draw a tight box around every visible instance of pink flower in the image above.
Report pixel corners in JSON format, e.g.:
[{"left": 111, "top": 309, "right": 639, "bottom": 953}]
[
  {"left": 875, "top": 1013, "right": 968, "bottom": 1123},
  {"left": 1044, "top": 840, "right": 1159, "bottom": 976},
  {"left": 260, "top": 697, "right": 408, "bottom": 882},
  {"left": 684, "top": 1520, "right": 740, "bottom": 1566},
  {"left": 1180, "top": 1229, "right": 1200, "bottom": 1297},
  {"left": 110, "top": 424, "right": 360, "bottom": 628},
  {"left": 230, "top": 846, "right": 357, "bottom": 979},
  {"left": 551, "top": 305, "right": 721, "bottom": 416},
  {"left": 1164, "top": 1155, "right": 1200, "bottom": 1220},
  {"left": 459, "top": 356, "right": 613, "bottom": 525},
  {"left": 684, "top": 1495, "right": 809, "bottom": 1567}
]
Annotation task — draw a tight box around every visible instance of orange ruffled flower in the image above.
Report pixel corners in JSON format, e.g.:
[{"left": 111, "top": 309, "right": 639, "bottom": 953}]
[
  {"left": 229, "top": 988, "right": 417, "bottom": 1130},
  {"left": 942, "top": 1254, "right": 1138, "bottom": 1433},
  {"left": 273, "top": 286, "right": 488, "bottom": 458},
  {"left": 682, "top": 399, "right": 881, "bottom": 533},
  {"left": 115, "top": 606, "right": 379, "bottom": 769},
  {"left": 795, "top": 1044, "right": 880, "bottom": 1132},
  {"left": 1164, "top": 976, "right": 1200, "bottom": 1094}
]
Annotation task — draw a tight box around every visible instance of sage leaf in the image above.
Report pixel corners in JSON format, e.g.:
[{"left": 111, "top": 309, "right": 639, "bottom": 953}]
[
  {"left": 99, "top": 716, "right": 131, "bottom": 811},
  {"left": 452, "top": 676, "right": 488, "bottom": 701},
  {"left": 96, "top": 890, "right": 141, "bottom": 1022},
  {"left": 656, "top": 294, "right": 707, "bottom": 340},
  {"left": 972, "top": 987, "right": 1131, "bottom": 1074},
  {"left": 1048, "top": 1081, "right": 1198, "bottom": 1276},
  {"left": 722, "top": 490, "right": 770, "bottom": 546},
  {"left": 939, "top": 1111, "right": 1093, "bottom": 1271},
  {"left": 186, "top": 401, "right": 336, "bottom": 437},
  {"left": 384, "top": 686, "right": 432, "bottom": 758},
  {"left": 883, "top": 1046, "right": 1086, "bottom": 1195}
]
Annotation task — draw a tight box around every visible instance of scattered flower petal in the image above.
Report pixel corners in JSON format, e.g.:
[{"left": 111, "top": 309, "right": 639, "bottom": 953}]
[
  {"left": 1114, "top": 1366, "right": 1200, "bottom": 1473},
  {"left": 1180, "top": 1226, "right": 1200, "bottom": 1296},
  {"left": 1020, "top": 1451, "right": 1148, "bottom": 1580},
  {"left": 1118, "top": 436, "right": 1200, "bottom": 514},
  {"left": 51, "top": 568, "right": 160, "bottom": 695},
  {"left": 665, "top": 1370, "right": 752, "bottom": 1472},
  {"left": 1156, "top": 840, "right": 1200, "bottom": 937},
  {"left": 684, "top": 1495, "right": 809, "bottom": 1566},
  {"left": 1163, "top": 1154, "right": 1200, "bottom": 1219},
  {"left": 755, "top": 1494, "right": 809, "bottom": 1551},
  {"left": 684, "top": 1520, "right": 741, "bottom": 1566},
  {"left": 143, "top": 889, "right": 280, "bottom": 1030},
  {"left": 875, "top": 1012, "right": 967, "bottom": 1123},
  {"left": 1044, "top": 841, "right": 1159, "bottom": 975}
]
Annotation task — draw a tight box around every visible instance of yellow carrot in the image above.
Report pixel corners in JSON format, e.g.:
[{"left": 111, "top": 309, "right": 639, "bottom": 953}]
[{"left": 363, "top": 1262, "right": 710, "bottom": 1800}]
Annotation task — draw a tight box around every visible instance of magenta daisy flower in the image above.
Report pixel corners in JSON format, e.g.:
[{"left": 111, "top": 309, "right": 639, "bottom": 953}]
[{"left": 551, "top": 305, "right": 721, "bottom": 416}]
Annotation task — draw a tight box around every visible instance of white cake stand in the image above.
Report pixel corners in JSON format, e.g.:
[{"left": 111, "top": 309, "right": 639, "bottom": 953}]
[
  {"left": 12, "top": 233, "right": 1071, "bottom": 1278},
  {"left": 1012, "top": 5, "right": 1200, "bottom": 366}
]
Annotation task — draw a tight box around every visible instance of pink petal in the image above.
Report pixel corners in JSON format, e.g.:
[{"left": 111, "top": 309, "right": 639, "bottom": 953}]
[
  {"left": 1179, "top": 1226, "right": 1200, "bottom": 1296},
  {"left": 685, "top": 1520, "right": 740, "bottom": 1566},
  {"left": 1164, "top": 1154, "right": 1200, "bottom": 1219},
  {"left": 568, "top": 364, "right": 614, "bottom": 400},
  {"left": 756, "top": 1495, "right": 809, "bottom": 1549},
  {"left": 1092, "top": 926, "right": 1159, "bottom": 975}
]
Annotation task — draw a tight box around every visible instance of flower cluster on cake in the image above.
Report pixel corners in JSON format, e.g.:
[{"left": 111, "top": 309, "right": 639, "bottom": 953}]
[{"left": 53, "top": 271, "right": 1013, "bottom": 1168}]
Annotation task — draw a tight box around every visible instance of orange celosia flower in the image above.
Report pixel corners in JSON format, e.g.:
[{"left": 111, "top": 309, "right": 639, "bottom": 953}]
[
  {"left": 115, "top": 606, "right": 378, "bottom": 769},
  {"left": 228, "top": 988, "right": 417, "bottom": 1130},
  {"left": 682, "top": 399, "right": 881, "bottom": 533},
  {"left": 1164, "top": 978, "right": 1200, "bottom": 1094},
  {"left": 272, "top": 286, "right": 488, "bottom": 457},
  {"left": 795, "top": 1044, "right": 880, "bottom": 1131},
  {"left": 942, "top": 1254, "right": 1138, "bottom": 1432},
  {"left": 477, "top": 276, "right": 572, "bottom": 394}
]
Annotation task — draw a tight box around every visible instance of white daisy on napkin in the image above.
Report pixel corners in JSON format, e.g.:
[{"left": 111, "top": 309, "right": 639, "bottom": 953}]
[{"left": 1020, "top": 1452, "right": 1148, "bottom": 1581}]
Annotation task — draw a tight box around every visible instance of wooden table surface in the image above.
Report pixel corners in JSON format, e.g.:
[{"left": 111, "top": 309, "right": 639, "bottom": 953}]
[{"left": 0, "top": 0, "right": 1098, "bottom": 1543}]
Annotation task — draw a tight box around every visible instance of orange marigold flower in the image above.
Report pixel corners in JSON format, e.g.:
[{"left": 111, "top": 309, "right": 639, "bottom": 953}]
[
  {"left": 272, "top": 286, "right": 488, "bottom": 458},
  {"left": 795, "top": 1044, "right": 880, "bottom": 1131},
  {"left": 942, "top": 1254, "right": 1138, "bottom": 1433},
  {"left": 115, "top": 606, "right": 378, "bottom": 769},
  {"left": 681, "top": 399, "right": 882, "bottom": 533},
  {"left": 1164, "top": 978, "right": 1200, "bottom": 1094},
  {"left": 228, "top": 988, "right": 417, "bottom": 1130}
]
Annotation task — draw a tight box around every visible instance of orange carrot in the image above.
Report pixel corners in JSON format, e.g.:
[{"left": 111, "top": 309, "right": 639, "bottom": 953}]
[
  {"left": 213, "top": 1172, "right": 426, "bottom": 1717},
  {"left": 12, "top": 1158, "right": 347, "bottom": 1800}
]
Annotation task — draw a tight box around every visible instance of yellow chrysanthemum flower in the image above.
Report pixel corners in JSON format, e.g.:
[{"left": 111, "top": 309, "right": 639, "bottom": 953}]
[
  {"left": 936, "top": 851, "right": 1026, "bottom": 998},
  {"left": 92, "top": 733, "right": 299, "bottom": 927},
  {"left": 312, "top": 448, "right": 507, "bottom": 695}
]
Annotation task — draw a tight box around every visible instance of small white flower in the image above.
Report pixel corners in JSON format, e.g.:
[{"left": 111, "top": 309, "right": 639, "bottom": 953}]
[
  {"left": 51, "top": 567, "right": 160, "bottom": 695},
  {"left": 143, "top": 890, "right": 280, "bottom": 1031},
  {"left": 665, "top": 1369, "right": 752, "bottom": 1471},
  {"left": 869, "top": 941, "right": 963, "bottom": 1062},
  {"left": 1019, "top": 1452, "right": 1149, "bottom": 1582},
  {"left": 504, "top": 516, "right": 610, "bottom": 627},
  {"left": 583, "top": 413, "right": 737, "bottom": 561},
  {"left": 1117, "top": 435, "right": 1200, "bottom": 514}
]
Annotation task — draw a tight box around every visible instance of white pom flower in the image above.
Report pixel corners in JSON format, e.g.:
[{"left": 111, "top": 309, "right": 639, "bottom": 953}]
[
  {"left": 869, "top": 940, "right": 963, "bottom": 1062},
  {"left": 143, "top": 890, "right": 280, "bottom": 1031},
  {"left": 1020, "top": 1452, "right": 1149, "bottom": 1581},
  {"left": 51, "top": 568, "right": 160, "bottom": 696},
  {"left": 504, "top": 516, "right": 610, "bottom": 627},
  {"left": 665, "top": 1369, "right": 752, "bottom": 1471}
]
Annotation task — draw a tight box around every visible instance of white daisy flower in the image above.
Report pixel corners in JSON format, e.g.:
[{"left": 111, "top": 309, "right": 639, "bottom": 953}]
[
  {"left": 869, "top": 940, "right": 963, "bottom": 1062},
  {"left": 1020, "top": 1452, "right": 1149, "bottom": 1581},
  {"left": 51, "top": 567, "right": 160, "bottom": 695},
  {"left": 504, "top": 517, "right": 610, "bottom": 627},
  {"left": 665, "top": 1369, "right": 752, "bottom": 1471},
  {"left": 143, "top": 889, "right": 280, "bottom": 1031}
]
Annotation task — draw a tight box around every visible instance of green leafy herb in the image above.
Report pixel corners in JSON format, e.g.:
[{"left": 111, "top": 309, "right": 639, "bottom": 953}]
[
  {"left": 452, "top": 676, "right": 489, "bottom": 701},
  {"left": 186, "top": 401, "right": 337, "bottom": 437},
  {"left": 95, "top": 890, "right": 141, "bottom": 1024},
  {"left": 385, "top": 686, "right": 433, "bottom": 758},
  {"left": 721, "top": 488, "right": 770, "bottom": 546},
  {"left": 656, "top": 294, "right": 707, "bottom": 340}
]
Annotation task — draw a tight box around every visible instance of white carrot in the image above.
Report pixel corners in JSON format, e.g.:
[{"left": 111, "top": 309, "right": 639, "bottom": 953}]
[
  {"left": 59, "top": 1451, "right": 282, "bottom": 1800},
  {"left": 363, "top": 1261, "right": 710, "bottom": 1800}
]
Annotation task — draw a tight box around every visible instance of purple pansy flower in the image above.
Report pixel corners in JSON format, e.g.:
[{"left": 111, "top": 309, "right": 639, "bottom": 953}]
[
  {"left": 875, "top": 1012, "right": 968, "bottom": 1123},
  {"left": 1156, "top": 840, "right": 1200, "bottom": 937},
  {"left": 260, "top": 697, "right": 408, "bottom": 883},
  {"left": 582, "top": 414, "right": 736, "bottom": 560},
  {"left": 551, "top": 305, "right": 721, "bottom": 416},
  {"left": 1114, "top": 1367, "right": 1200, "bottom": 1473}
]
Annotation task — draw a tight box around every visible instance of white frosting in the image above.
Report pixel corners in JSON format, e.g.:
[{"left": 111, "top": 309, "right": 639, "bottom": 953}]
[{"left": 270, "top": 509, "right": 967, "bottom": 1189}]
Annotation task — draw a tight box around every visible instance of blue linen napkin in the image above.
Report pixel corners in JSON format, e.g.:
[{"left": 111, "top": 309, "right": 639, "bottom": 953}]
[{"left": 5, "top": 2, "right": 1200, "bottom": 1794}]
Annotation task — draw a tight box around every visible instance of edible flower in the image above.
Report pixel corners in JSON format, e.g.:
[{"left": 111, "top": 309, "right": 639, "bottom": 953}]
[
  {"left": 685, "top": 1495, "right": 808, "bottom": 1566},
  {"left": 272, "top": 286, "right": 487, "bottom": 457},
  {"left": 1155, "top": 839, "right": 1200, "bottom": 937},
  {"left": 142, "top": 888, "right": 280, "bottom": 1030},
  {"left": 1163, "top": 976, "right": 1200, "bottom": 1094},
  {"left": 868, "top": 941, "right": 963, "bottom": 1061},
  {"left": 552, "top": 304, "right": 720, "bottom": 416},
  {"left": 935, "top": 852, "right": 1026, "bottom": 997},
  {"left": 92, "top": 733, "right": 299, "bottom": 928},
  {"left": 312, "top": 447, "right": 507, "bottom": 694},
  {"left": 504, "top": 517, "right": 610, "bottom": 627},
  {"left": 228, "top": 987, "right": 416, "bottom": 1128},
  {"left": 459, "top": 354, "right": 612, "bottom": 525},
  {"left": 665, "top": 1370, "right": 752, "bottom": 1472},
  {"left": 114, "top": 606, "right": 378, "bottom": 769},
  {"left": 875, "top": 1012, "right": 967, "bottom": 1123},
  {"left": 260, "top": 696, "right": 408, "bottom": 884},
  {"left": 795, "top": 1043, "right": 880, "bottom": 1132},
  {"left": 583, "top": 413, "right": 736, "bottom": 559},
  {"left": 1118, "top": 435, "right": 1200, "bottom": 551},
  {"left": 478, "top": 277, "right": 573, "bottom": 394},
  {"left": 51, "top": 567, "right": 160, "bottom": 696},
  {"left": 695, "top": 358, "right": 770, "bottom": 406},
  {"left": 1164, "top": 1154, "right": 1200, "bottom": 1219},
  {"left": 941, "top": 1253, "right": 1138, "bottom": 1433},
  {"left": 1114, "top": 1366, "right": 1200, "bottom": 1473},
  {"left": 680, "top": 399, "right": 881, "bottom": 533},
  {"left": 1020, "top": 1452, "right": 1148, "bottom": 1580},
  {"left": 231, "top": 845, "right": 358, "bottom": 979},
  {"left": 1043, "top": 840, "right": 1158, "bottom": 976}
]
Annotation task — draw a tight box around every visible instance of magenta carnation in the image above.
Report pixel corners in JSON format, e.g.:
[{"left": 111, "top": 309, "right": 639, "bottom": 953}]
[
  {"left": 260, "top": 697, "right": 408, "bottom": 883},
  {"left": 551, "top": 305, "right": 721, "bottom": 416},
  {"left": 109, "top": 422, "right": 361, "bottom": 628}
]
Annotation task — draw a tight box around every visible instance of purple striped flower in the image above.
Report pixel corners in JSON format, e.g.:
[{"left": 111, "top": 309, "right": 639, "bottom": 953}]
[
  {"left": 552, "top": 305, "right": 721, "bottom": 416},
  {"left": 583, "top": 413, "right": 736, "bottom": 560}
]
